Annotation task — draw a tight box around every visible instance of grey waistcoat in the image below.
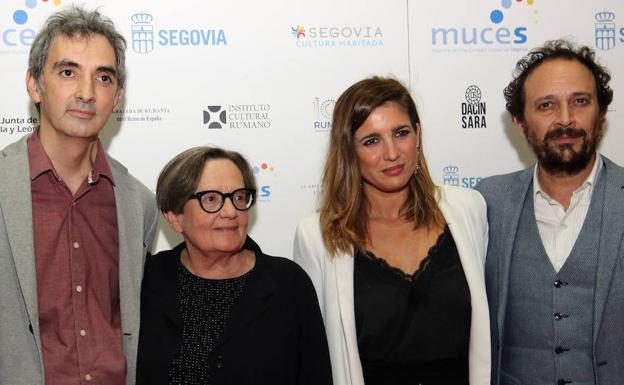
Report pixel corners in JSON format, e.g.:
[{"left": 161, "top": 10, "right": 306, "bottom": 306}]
[{"left": 500, "top": 175, "right": 606, "bottom": 385}]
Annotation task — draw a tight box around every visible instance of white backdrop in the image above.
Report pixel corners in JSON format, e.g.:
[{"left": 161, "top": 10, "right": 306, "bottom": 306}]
[{"left": 1, "top": 0, "right": 622, "bottom": 258}]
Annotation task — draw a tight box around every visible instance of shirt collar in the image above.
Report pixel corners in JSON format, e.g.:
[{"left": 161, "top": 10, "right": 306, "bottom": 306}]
[
  {"left": 533, "top": 153, "right": 603, "bottom": 199},
  {"left": 27, "top": 128, "right": 116, "bottom": 186}
]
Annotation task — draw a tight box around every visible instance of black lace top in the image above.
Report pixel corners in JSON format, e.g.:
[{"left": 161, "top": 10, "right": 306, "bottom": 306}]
[
  {"left": 354, "top": 226, "right": 471, "bottom": 385},
  {"left": 168, "top": 261, "right": 252, "bottom": 385}
]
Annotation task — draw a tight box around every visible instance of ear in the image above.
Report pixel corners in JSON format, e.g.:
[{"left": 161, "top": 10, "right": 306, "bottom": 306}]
[
  {"left": 164, "top": 211, "right": 184, "bottom": 234},
  {"left": 599, "top": 107, "right": 608, "bottom": 124},
  {"left": 512, "top": 116, "right": 528, "bottom": 138},
  {"left": 112, "top": 86, "right": 124, "bottom": 110},
  {"left": 26, "top": 70, "right": 42, "bottom": 104}
]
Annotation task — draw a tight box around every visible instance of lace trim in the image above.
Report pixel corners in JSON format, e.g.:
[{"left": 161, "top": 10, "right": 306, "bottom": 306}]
[{"left": 361, "top": 225, "right": 450, "bottom": 282}]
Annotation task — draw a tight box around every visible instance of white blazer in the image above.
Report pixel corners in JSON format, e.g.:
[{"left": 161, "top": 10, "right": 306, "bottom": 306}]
[{"left": 293, "top": 185, "right": 491, "bottom": 385}]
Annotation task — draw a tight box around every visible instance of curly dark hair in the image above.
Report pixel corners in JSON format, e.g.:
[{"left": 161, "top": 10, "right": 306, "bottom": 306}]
[{"left": 504, "top": 39, "right": 613, "bottom": 120}]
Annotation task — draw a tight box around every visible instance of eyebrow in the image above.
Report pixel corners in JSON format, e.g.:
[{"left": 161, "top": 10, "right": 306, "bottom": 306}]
[
  {"left": 534, "top": 91, "right": 593, "bottom": 103},
  {"left": 52, "top": 59, "right": 118, "bottom": 78},
  {"left": 52, "top": 59, "right": 79, "bottom": 70},
  {"left": 393, "top": 124, "right": 412, "bottom": 131},
  {"left": 355, "top": 124, "right": 412, "bottom": 142}
]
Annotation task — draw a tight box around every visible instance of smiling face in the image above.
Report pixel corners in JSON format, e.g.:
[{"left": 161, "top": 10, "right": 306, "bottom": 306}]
[
  {"left": 165, "top": 159, "right": 249, "bottom": 259},
  {"left": 354, "top": 102, "right": 420, "bottom": 195},
  {"left": 26, "top": 34, "right": 123, "bottom": 142},
  {"left": 517, "top": 58, "right": 604, "bottom": 175}
]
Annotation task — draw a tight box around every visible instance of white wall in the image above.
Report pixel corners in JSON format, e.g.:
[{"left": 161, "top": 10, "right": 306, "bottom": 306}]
[{"left": 1, "top": 0, "right": 621, "bottom": 257}]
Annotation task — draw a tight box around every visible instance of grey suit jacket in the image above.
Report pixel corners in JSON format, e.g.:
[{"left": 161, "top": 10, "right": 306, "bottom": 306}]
[
  {"left": 0, "top": 134, "right": 159, "bottom": 385},
  {"left": 476, "top": 156, "right": 624, "bottom": 385}
]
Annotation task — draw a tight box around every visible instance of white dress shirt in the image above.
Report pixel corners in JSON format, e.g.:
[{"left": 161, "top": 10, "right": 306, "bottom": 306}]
[{"left": 533, "top": 155, "right": 603, "bottom": 272}]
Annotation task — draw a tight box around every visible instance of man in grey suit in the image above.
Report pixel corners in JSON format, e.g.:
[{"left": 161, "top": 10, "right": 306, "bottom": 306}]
[
  {"left": 0, "top": 6, "right": 158, "bottom": 385},
  {"left": 477, "top": 39, "right": 624, "bottom": 385}
]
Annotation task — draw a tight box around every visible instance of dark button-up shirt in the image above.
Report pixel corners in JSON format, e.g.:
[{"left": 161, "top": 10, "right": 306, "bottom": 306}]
[{"left": 28, "top": 130, "right": 123, "bottom": 385}]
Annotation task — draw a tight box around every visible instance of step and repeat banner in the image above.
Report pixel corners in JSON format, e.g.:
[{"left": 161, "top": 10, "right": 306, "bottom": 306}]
[{"left": 1, "top": 0, "right": 622, "bottom": 257}]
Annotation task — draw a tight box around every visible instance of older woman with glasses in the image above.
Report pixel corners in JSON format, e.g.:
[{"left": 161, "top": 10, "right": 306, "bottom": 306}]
[{"left": 136, "top": 146, "right": 332, "bottom": 385}]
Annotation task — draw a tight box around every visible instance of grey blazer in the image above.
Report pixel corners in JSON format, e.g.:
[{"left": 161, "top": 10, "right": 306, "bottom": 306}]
[
  {"left": 0, "top": 134, "right": 159, "bottom": 385},
  {"left": 476, "top": 156, "right": 624, "bottom": 385}
]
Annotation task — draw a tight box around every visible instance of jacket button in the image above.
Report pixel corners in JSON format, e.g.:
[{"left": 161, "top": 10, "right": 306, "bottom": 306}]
[
  {"left": 554, "top": 346, "right": 569, "bottom": 354},
  {"left": 554, "top": 313, "right": 568, "bottom": 321},
  {"left": 554, "top": 279, "right": 568, "bottom": 288}
]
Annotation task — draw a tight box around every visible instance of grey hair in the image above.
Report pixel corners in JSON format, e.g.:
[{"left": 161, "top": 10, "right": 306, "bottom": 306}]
[
  {"left": 28, "top": 5, "right": 127, "bottom": 89},
  {"left": 157, "top": 146, "right": 258, "bottom": 215}
]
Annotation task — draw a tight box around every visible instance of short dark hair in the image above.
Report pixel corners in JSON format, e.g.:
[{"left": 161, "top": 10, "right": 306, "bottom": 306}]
[
  {"left": 504, "top": 39, "right": 613, "bottom": 120},
  {"left": 156, "top": 146, "right": 257, "bottom": 214}
]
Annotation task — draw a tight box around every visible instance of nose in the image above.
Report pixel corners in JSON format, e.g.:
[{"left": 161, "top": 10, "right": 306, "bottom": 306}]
[
  {"left": 219, "top": 196, "right": 238, "bottom": 218},
  {"left": 383, "top": 138, "right": 399, "bottom": 161},
  {"left": 555, "top": 104, "right": 574, "bottom": 127},
  {"left": 76, "top": 76, "right": 95, "bottom": 103}
]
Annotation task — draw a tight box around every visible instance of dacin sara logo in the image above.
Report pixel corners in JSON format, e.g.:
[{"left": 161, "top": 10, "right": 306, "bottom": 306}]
[
  {"left": 253, "top": 163, "right": 276, "bottom": 200},
  {"left": 442, "top": 165, "right": 483, "bottom": 189},
  {"left": 313, "top": 97, "right": 335, "bottom": 132},
  {"left": 461, "top": 85, "right": 486, "bottom": 129},
  {"left": 594, "top": 11, "right": 623, "bottom": 51},
  {"left": 2, "top": 0, "right": 61, "bottom": 48},
  {"left": 203, "top": 106, "right": 227, "bottom": 129},
  {"left": 130, "top": 12, "right": 227, "bottom": 54},
  {"left": 291, "top": 24, "right": 383, "bottom": 48},
  {"left": 431, "top": 0, "right": 539, "bottom": 52}
]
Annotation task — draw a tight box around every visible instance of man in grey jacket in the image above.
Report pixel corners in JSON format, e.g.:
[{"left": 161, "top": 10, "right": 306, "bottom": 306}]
[
  {"left": 476, "top": 39, "right": 624, "bottom": 385},
  {"left": 0, "top": 6, "right": 158, "bottom": 385}
]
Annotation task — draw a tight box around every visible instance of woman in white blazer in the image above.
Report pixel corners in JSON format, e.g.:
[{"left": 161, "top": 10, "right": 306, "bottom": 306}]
[{"left": 293, "top": 77, "right": 490, "bottom": 385}]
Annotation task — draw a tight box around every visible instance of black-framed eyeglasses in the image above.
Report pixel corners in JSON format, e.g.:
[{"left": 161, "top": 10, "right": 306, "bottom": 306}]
[{"left": 190, "top": 188, "right": 256, "bottom": 213}]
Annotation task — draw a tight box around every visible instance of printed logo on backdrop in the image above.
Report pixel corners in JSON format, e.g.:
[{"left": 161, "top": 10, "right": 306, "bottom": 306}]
[
  {"left": 203, "top": 106, "right": 227, "bottom": 129},
  {"left": 313, "top": 97, "right": 335, "bottom": 132},
  {"left": 299, "top": 182, "right": 321, "bottom": 196},
  {"left": 202, "top": 104, "right": 271, "bottom": 129},
  {"left": 461, "top": 85, "right": 487, "bottom": 129},
  {"left": 431, "top": 0, "right": 539, "bottom": 53},
  {"left": 291, "top": 24, "right": 384, "bottom": 48},
  {"left": 442, "top": 165, "right": 483, "bottom": 189},
  {"left": 253, "top": 162, "right": 277, "bottom": 201},
  {"left": 1, "top": 0, "right": 62, "bottom": 51},
  {"left": 114, "top": 106, "right": 171, "bottom": 123},
  {"left": 299, "top": 182, "right": 321, "bottom": 200},
  {"left": 130, "top": 12, "right": 227, "bottom": 54},
  {"left": 0, "top": 116, "right": 38, "bottom": 135},
  {"left": 594, "top": 11, "right": 623, "bottom": 51}
]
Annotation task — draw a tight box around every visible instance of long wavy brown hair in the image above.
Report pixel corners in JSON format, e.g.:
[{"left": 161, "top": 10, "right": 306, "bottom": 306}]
[{"left": 319, "top": 77, "right": 444, "bottom": 256}]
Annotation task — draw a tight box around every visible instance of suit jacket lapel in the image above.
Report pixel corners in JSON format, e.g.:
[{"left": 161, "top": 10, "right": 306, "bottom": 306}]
[
  {"left": 145, "top": 246, "right": 183, "bottom": 330},
  {"left": 497, "top": 168, "right": 533, "bottom": 341},
  {"left": 109, "top": 159, "right": 145, "bottom": 333},
  {"left": 333, "top": 250, "right": 364, "bottom": 385},
  {"left": 437, "top": 193, "right": 474, "bottom": 276},
  {"left": 592, "top": 158, "right": 624, "bottom": 343},
  {"left": 0, "top": 136, "right": 39, "bottom": 333},
  {"left": 218, "top": 251, "right": 275, "bottom": 346}
]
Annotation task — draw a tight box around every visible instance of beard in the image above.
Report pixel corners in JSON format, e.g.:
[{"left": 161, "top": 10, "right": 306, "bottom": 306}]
[{"left": 525, "top": 124, "right": 602, "bottom": 176}]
